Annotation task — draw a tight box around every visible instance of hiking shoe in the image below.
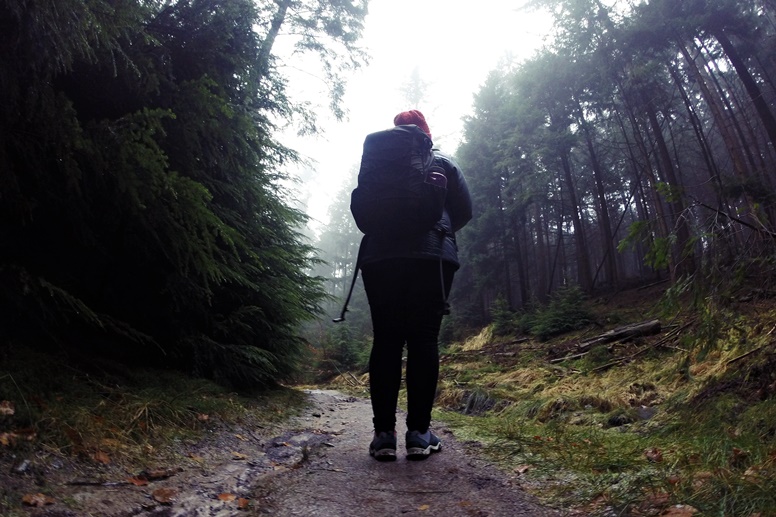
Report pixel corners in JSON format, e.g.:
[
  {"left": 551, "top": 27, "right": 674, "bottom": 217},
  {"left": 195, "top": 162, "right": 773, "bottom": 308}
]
[
  {"left": 369, "top": 431, "right": 397, "bottom": 461},
  {"left": 405, "top": 430, "right": 442, "bottom": 460}
]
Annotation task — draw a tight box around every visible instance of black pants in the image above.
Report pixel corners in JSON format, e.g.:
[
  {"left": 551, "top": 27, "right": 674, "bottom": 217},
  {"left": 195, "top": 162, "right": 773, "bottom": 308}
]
[{"left": 361, "top": 258, "right": 455, "bottom": 434}]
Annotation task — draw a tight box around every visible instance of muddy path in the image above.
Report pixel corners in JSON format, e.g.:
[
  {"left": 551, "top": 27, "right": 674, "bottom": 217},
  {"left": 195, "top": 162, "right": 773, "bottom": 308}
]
[{"left": 18, "top": 389, "right": 569, "bottom": 516}]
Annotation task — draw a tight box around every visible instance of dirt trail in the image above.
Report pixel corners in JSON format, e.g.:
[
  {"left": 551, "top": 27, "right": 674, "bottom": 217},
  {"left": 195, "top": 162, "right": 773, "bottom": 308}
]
[
  {"left": 18, "top": 390, "right": 568, "bottom": 516},
  {"left": 249, "top": 389, "right": 563, "bottom": 516}
]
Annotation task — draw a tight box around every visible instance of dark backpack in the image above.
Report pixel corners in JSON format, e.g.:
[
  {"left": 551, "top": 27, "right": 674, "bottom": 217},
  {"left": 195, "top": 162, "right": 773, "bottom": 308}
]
[{"left": 350, "top": 124, "right": 447, "bottom": 237}]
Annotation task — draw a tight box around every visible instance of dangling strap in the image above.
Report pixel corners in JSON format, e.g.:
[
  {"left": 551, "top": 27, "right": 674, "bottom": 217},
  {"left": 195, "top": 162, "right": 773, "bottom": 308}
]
[
  {"left": 437, "top": 228, "right": 451, "bottom": 316},
  {"left": 439, "top": 254, "right": 450, "bottom": 316},
  {"left": 332, "top": 235, "right": 367, "bottom": 323}
]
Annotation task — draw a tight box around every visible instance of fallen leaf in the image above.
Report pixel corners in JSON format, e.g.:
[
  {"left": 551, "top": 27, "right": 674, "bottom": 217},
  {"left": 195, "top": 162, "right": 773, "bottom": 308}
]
[
  {"left": 141, "top": 468, "right": 178, "bottom": 480},
  {"left": 0, "top": 433, "right": 12, "bottom": 446},
  {"left": 218, "top": 493, "right": 237, "bottom": 502},
  {"left": 660, "top": 504, "right": 698, "bottom": 516},
  {"left": 743, "top": 466, "right": 761, "bottom": 480},
  {"left": 418, "top": 504, "right": 430, "bottom": 511},
  {"left": 730, "top": 447, "right": 749, "bottom": 467},
  {"left": 692, "top": 472, "right": 713, "bottom": 489},
  {"left": 127, "top": 477, "right": 149, "bottom": 486},
  {"left": 101, "top": 438, "right": 123, "bottom": 448},
  {"left": 234, "top": 434, "right": 248, "bottom": 441},
  {"left": 238, "top": 498, "right": 250, "bottom": 509},
  {"left": 231, "top": 451, "right": 248, "bottom": 460},
  {"left": 0, "top": 400, "right": 15, "bottom": 416},
  {"left": 644, "top": 491, "right": 671, "bottom": 507},
  {"left": 513, "top": 464, "right": 531, "bottom": 475},
  {"left": 12, "top": 428, "right": 37, "bottom": 442},
  {"left": 645, "top": 447, "right": 663, "bottom": 463},
  {"left": 189, "top": 453, "right": 204, "bottom": 462},
  {"left": 197, "top": 413, "right": 209, "bottom": 422},
  {"left": 152, "top": 487, "right": 178, "bottom": 504},
  {"left": 667, "top": 475, "right": 681, "bottom": 485},
  {"left": 22, "top": 493, "right": 55, "bottom": 507},
  {"left": 92, "top": 451, "right": 111, "bottom": 464}
]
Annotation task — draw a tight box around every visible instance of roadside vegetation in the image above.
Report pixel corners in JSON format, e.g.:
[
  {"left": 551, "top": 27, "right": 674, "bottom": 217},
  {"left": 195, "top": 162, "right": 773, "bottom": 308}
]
[
  {"left": 0, "top": 346, "right": 305, "bottom": 515},
  {"left": 426, "top": 283, "right": 776, "bottom": 516}
]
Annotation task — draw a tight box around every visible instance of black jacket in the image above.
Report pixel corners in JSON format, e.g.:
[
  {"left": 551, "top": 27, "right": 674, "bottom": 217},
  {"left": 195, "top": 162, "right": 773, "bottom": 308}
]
[{"left": 359, "top": 149, "right": 472, "bottom": 269}]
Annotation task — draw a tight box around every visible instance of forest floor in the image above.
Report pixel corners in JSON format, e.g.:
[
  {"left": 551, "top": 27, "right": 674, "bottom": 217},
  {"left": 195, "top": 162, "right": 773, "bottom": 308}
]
[
  {"left": 6, "top": 282, "right": 776, "bottom": 516},
  {"left": 2, "top": 388, "right": 568, "bottom": 517}
]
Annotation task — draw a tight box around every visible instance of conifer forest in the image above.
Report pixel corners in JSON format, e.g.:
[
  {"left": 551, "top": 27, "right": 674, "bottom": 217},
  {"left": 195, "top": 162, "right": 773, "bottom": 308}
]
[
  {"left": 4, "top": 0, "right": 776, "bottom": 386},
  {"left": 315, "top": 0, "right": 776, "bottom": 355}
]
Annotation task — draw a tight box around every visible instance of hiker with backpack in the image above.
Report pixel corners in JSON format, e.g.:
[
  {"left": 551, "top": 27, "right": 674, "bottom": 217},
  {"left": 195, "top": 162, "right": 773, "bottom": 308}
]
[{"left": 349, "top": 110, "right": 472, "bottom": 461}]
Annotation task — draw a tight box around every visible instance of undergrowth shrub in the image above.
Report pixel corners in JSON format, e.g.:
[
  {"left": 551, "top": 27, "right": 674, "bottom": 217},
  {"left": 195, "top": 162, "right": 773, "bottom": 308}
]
[
  {"left": 525, "top": 286, "right": 593, "bottom": 341},
  {"left": 490, "top": 296, "right": 521, "bottom": 337}
]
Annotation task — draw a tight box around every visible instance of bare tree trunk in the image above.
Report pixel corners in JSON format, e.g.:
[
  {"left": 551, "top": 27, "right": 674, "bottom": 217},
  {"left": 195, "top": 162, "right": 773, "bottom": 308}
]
[
  {"left": 559, "top": 151, "right": 594, "bottom": 292},
  {"left": 257, "top": 0, "right": 291, "bottom": 74},
  {"left": 679, "top": 42, "right": 750, "bottom": 181},
  {"left": 533, "top": 202, "right": 549, "bottom": 303}
]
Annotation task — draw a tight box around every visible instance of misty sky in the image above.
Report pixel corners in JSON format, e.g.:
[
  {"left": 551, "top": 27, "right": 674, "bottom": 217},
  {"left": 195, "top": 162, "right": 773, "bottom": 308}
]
[{"left": 280, "top": 1, "right": 553, "bottom": 232}]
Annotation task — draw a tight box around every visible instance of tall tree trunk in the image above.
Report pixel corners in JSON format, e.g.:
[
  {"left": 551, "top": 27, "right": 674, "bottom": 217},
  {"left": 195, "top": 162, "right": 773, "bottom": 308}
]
[
  {"left": 496, "top": 189, "right": 514, "bottom": 309},
  {"left": 533, "top": 202, "right": 549, "bottom": 303},
  {"left": 511, "top": 209, "right": 530, "bottom": 308},
  {"left": 559, "top": 151, "right": 594, "bottom": 292},
  {"left": 697, "top": 39, "right": 763, "bottom": 175},
  {"left": 668, "top": 64, "right": 726, "bottom": 204},
  {"left": 678, "top": 42, "right": 750, "bottom": 181},
  {"left": 711, "top": 28, "right": 776, "bottom": 151},
  {"left": 257, "top": 0, "right": 291, "bottom": 75},
  {"left": 644, "top": 100, "right": 697, "bottom": 280},
  {"left": 575, "top": 100, "right": 618, "bottom": 288}
]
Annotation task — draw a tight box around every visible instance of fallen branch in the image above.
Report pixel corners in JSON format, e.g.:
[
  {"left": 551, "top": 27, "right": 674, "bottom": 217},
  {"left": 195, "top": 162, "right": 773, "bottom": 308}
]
[
  {"left": 589, "top": 322, "right": 692, "bottom": 372},
  {"left": 727, "top": 325, "right": 776, "bottom": 365},
  {"left": 576, "top": 320, "right": 662, "bottom": 350},
  {"left": 727, "top": 342, "right": 776, "bottom": 364},
  {"left": 550, "top": 319, "right": 662, "bottom": 363},
  {"left": 66, "top": 480, "right": 128, "bottom": 487}
]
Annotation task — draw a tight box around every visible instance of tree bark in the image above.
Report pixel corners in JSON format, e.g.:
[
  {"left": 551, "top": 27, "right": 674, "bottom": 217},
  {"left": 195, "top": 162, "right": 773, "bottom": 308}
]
[{"left": 257, "top": 0, "right": 291, "bottom": 75}]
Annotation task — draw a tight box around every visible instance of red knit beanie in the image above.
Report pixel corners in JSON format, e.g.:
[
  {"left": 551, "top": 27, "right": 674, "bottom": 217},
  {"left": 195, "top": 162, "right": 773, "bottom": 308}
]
[{"left": 393, "top": 110, "right": 431, "bottom": 140}]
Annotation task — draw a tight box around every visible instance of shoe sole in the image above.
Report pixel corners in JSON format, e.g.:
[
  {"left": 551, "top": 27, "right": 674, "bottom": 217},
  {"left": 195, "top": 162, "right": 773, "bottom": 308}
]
[
  {"left": 370, "top": 448, "right": 397, "bottom": 462},
  {"left": 406, "top": 442, "right": 442, "bottom": 460}
]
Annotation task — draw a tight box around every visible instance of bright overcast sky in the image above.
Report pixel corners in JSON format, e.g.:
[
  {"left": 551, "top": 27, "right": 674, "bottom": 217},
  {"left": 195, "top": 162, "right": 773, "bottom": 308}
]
[{"left": 280, "top": 0, "right": 553, "bottom": 233}]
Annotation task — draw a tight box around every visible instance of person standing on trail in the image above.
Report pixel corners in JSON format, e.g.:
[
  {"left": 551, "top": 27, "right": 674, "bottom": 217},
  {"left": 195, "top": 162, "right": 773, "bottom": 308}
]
[{"left": 359, "top": 110, "right": 472, "bottom": 461}]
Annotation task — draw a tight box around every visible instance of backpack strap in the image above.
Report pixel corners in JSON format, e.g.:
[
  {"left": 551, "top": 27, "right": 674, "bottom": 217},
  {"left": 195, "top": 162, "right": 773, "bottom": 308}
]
[{"left": 332, "top": 235, "right": 367, "bottom": 323}]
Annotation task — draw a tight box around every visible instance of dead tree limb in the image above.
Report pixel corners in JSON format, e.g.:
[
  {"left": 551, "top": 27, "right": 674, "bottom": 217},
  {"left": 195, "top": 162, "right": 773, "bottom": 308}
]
[{"left": 550, "top": 320, "right": 662, "bottom": 364}]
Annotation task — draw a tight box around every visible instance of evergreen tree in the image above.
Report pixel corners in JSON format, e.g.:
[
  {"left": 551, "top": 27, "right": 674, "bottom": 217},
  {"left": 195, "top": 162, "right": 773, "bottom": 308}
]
[{"left": 0, "top": 0, "right": 368, "bottom": 388}]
